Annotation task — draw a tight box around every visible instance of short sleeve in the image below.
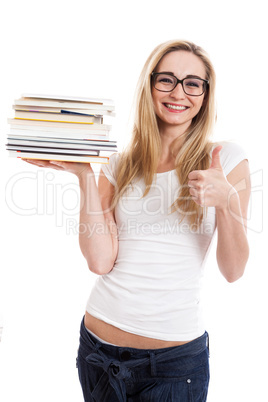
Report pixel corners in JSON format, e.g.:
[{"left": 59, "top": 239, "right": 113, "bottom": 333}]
[
  {"left": 100, "top": 152, "right": 120, "bottom": 186},
  {"left": 214, "top": 142, "right": 248, "bottom": 176}
]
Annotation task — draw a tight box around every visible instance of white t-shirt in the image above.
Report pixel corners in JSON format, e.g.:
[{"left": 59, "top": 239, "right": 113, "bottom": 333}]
[{"left": 86, "top": 141, "right": 247, "bottom": 341}]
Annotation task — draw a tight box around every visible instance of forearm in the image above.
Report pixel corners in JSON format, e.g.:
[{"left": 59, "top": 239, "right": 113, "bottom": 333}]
[
  {"left": 78, "top": 170, "right": 117, "bottom": 275},
  {"left": 216, "top": 191, "right": 249, "bottom": 282}
]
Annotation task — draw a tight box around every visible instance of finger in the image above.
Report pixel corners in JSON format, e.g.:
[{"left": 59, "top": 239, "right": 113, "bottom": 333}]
[
  {"left": 22, "top": 159, "right": 47, "bottom": 167},
  {"left": 188, "top": 180, "right": 204, "bottom": 191},
  {"left": 210, "top": 145, "right": 223, "bottom": 169},
  {"left": 49, "top": 160, "right": 64, "bottom": 167},
  {"left": 22, "top": 159, "right": 62, "bottom": 169},
  {"left": 188, "top": 180, "right": 197, "bottom": 188},
  {"left": 189, "top": 186, "right": 198, "bottom": 197},
  {"left": 49, "top": 161, "right": 66, "bottom": 169},
  {"left": 188, "top": 170, "right": 200, "bottom": 181},
  {"left": 190, "top": 190, "right": 204, "bottom": 206},
  {"left": 190, "top": 194, "right": 202, "bottom": 206}
]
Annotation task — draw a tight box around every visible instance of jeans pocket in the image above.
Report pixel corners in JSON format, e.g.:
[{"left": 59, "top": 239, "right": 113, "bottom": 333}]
[
  {"left": 127, "top": 376, "right": 197, "bottom": 402},
  {"left": 186, "top": 366, "right": 210, "bottom": 402},
  {"left": 151, "top": 349, "right": 210, "bottom": 402}
]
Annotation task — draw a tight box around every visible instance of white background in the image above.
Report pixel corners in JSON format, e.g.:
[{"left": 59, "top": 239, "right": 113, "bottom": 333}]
[{"left": 0, "top": 0, "right": 267, "bottom": 401}]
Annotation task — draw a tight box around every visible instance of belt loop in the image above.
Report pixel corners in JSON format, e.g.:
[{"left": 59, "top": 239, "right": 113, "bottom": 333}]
[
  {"left": 207, "top": 333, "right": 210, "bottom": 357},
  {"left": 93, "top": 342, "right": 101, "bottom": 353},
  {"left": 149, "top": 352, "right": 157, "bottom": 376}
]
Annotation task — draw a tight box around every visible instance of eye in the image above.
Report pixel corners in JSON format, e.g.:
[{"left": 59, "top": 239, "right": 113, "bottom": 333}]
[
  {"left": 155, "top": 74, "right": 175, "bottom": 85},
  {"left": 184, "top": 79, "right": 202, "bottom": 88},
  {"left": 159, "top": 77, "right": 173, "bottom": 84}
]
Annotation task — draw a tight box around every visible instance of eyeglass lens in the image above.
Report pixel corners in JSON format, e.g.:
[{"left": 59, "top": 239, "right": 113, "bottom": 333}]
[{"left": 153, "top": 74, "right": 205, "bottom": 95}]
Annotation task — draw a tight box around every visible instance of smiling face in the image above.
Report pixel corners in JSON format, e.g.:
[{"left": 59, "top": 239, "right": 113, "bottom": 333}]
[{"left": 151, "top": 50, "right": 207, "bottom": 135}]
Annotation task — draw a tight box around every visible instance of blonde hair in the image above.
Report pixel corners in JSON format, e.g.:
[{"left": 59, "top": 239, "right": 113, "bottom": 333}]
[{"left": 113, "top": 39, "right": 216, "bottom": 229}]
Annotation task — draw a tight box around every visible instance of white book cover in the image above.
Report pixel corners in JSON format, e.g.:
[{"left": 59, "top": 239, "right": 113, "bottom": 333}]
[{"left": 22, "top": 93, "right": 115, "bottom": 105}]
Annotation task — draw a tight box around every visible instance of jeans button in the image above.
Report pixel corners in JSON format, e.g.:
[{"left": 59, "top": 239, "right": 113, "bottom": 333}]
[{"left": 121, "top": 351, "right": 131, "bottom": 361}]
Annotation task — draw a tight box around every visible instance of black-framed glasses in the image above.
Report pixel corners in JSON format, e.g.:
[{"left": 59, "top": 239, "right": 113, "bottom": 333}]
[{"left": 151, "top": 72, "right": 209, "bottom": 96}]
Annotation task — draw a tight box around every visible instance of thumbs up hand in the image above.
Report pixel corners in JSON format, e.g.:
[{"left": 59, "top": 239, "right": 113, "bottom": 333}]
[{"left": 188, "top": 145, "right": 234, "bottom": 209}]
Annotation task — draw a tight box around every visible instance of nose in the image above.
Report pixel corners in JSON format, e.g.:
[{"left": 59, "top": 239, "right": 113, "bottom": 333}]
[{"left": 170, "top": 82, "right": 186, "bottom": 98}]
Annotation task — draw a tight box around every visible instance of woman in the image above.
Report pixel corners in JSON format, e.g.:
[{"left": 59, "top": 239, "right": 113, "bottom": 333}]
[{"left": 24, "top": 40, "right": 250, "bottom": 401}]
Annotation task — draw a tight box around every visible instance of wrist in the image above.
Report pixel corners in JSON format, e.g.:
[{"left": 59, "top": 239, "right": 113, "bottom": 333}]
[
  {"left": 215, "top": 187, "right": 239, "bottom": 213},
  {"left": 77, "top": 165, "right": 94, "bottom": 182}
]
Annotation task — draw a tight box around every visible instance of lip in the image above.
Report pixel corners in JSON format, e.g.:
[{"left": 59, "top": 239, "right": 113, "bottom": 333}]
[{"left": 163, "top": 103, "right": 189, "bottom": 113}]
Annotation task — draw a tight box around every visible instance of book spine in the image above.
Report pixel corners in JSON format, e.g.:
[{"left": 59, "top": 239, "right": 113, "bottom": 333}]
[
  {"left": 8, "top": 119, "right": 111, "bottom": 131},
  {"left": 14, "top": 111, "right": 102, "bottom": 124},
  {"left": 8, "top": 151, "right": 109, "bottom": 164},
  {"left": 9, "top": 129, "right": 109, "bottom": 140},
  {"left": 15, "top": 99, "right": 115, "bottom": 111}
]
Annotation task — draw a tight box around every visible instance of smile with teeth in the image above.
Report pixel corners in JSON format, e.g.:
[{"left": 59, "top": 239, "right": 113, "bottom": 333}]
[{"left": 164, "top": 103, "right": 188, "bottom": 111}]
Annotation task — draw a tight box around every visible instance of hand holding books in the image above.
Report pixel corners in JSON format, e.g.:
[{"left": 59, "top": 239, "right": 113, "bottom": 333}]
[{"left": 22, "top": 158, "right": 94, "bottom": 180}]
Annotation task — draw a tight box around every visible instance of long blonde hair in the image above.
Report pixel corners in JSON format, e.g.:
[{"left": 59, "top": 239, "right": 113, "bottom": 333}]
[{"left": 113, "top": 39, "right": 216, "bottom": 229}]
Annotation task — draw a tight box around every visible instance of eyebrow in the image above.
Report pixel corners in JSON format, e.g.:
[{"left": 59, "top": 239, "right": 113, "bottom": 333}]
[{"left": 157, "top": 71, "right": 204, "bottom": 80}]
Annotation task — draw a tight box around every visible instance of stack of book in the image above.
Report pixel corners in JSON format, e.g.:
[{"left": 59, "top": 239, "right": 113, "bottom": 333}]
[{"left": 6, "top": 94, "right": 117, "bottom": 164}]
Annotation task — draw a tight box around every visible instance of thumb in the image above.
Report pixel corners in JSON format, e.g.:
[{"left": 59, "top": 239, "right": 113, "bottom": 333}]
[{"left": 210, "top": 145, "right": 223, "bottom": 169}]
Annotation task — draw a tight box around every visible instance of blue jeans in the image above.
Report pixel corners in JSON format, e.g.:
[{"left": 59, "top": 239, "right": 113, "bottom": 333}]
[{"left": 76, "top": 317, "right": 210, "bottom": 401}]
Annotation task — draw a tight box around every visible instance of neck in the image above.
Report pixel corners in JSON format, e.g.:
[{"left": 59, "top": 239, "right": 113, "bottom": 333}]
[{"left": 158, "top": 121, "right": 190, "bottom": 159}]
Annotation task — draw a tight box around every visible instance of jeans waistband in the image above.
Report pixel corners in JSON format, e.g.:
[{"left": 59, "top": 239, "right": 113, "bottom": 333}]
[{"left": 79, "top": 316, "right": 208, "bottom": 358}]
